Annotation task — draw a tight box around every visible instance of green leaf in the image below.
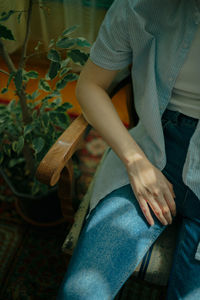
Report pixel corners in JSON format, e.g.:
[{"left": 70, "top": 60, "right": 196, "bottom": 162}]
[
  {"left": 12, "top": 141, "right": 18, "bottom": 153},
  {"left": 0, "top": 104, "right": 6, "bottom": 110},
  {"left": 61, "top": 58, "right": 70, "bottom": 68},
  {"left": 30, "top": 90, "right": 40, "bottom": 100},
  {"left": 3, "top": 144, "right": 11, "bottom": 157},
  {"left": 57, "top": 102, "right": 73, "bottom": 112},
  {"left": 59, "top": 67, "right": 71, "bottom": 77},
  {"left": 32, "top": 137, "right": 45, "bottom": 154},
  {"left": 52, "top": 98, "right": 62, "bottom": 106},
  {"left": 34, "top": 41, "right": 42, "bottom": 51},
  {"left": 56, "top": 78, "right": 68, "bottom": 91},
  {"left": 14, "top": 69, "right": 23, "bottom": 90},
  {"left": 8, "top": 157, "right": 25, "bottom": 168},
  {"left": 7, "top": 73, "right": 14, "bottom": 87},
  {"left": 24, "top": 124, "right": 34, "bottom": 136},
  {"left": 39, "top": 79, "right": 51, "bottom": 92},
  {"left": 0, "top": 116, "right": 8, "bottom": 127},
  {"left": 56, "top": 73, "right": 78, "bottom": 90},
  {"left": 0, "top": 24, "right": 14, "bottom": 40},
  {"left": 32, "top": 110, "right": 38, "bottom": 119},
  {"left": 31, "top": 179, "right": 43, "bottom": 196},
  {"left": 7, "top": 99, "right": 16, "bottom": 112},
  {"left": 0, "top": 10, "right": 15, "bottom": 22},
  {"left": 68, "top": 49, "right": 89, "bottom": 65},
  {"left": 48, "top": 38, "right": 55, "bottom": 48},
  {"left": 56, "top": 37, "right": 77, "bottom": 49},
  {"left": 25, "top": 71, "right": 38, "bottom": 79},
  {"left": 41, "top": 95, "right": 53, "bottom": 103},
  {"left": 41, "top": 113, "right": 49, "bottom": 128},
  {"left": 46, "top": 61, "right": 60, "bottom": 80},
  {"left": 50, "top": 90, "right": 60, "bottom": 97},
  {"left": 62, "top": 25, "right": 78, "bottom": 36},
  {"left": 54, "top": 112, "right": 70, "bottom": 128},
  {"left": 28, "top": 99, "right": 41, "bottom": 109},
  {"left": 12, "top": 136, "right": 24, "bottom": 154},
  {"left": 47, "top": 48, "right": 61, "bottom": 62},
  {"left": 17, "top": 11, "right": 23, "bottom": 23},
  {"left": 5, "top": 123, "right": 19, "bottom": 137},
  {"left": 76, "top": 37, "right": 91, "bottom": 47},
  {"left": 1, "top": 88, "right": 8, "bottom": 94}
]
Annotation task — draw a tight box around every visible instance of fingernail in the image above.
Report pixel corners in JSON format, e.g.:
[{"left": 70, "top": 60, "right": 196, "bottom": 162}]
[
  {"left": 149, "top": 220, "right": 154, "bottom": 226},
  {"left": 164, "top": 221, "right": 168, "bottom": 226}
]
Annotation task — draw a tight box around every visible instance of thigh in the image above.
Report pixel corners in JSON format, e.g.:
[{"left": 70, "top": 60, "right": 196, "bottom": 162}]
[
  {"left": 166, "top": 216, "right": 200, "bottom": 300},
  {"left": 57, "top": 184, "right": 167, "bottom": 300}
]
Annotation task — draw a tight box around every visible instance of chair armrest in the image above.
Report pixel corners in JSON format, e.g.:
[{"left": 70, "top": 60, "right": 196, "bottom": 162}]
[{"left": 36, "top": 114, "right": 89, "bottom": 186}]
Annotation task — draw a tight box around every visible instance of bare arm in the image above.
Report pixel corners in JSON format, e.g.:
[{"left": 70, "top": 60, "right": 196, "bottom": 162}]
[
  {"left": 76, "top": 59, "right": 145, "bottom": 165},
  {"left": 76, "top": 59, "right": 176, "bottom": 226}
]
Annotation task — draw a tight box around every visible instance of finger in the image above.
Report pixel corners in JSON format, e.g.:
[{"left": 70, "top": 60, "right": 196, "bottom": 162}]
[
  {"left": 156, "top": 194, "right": 173, "bottom": 224},
  {"left": 137, "top": 196, "right": 155, "bottom": 226},
  {"left": 164, "top": 189, "right": 177, "bottom": 217},
  {"left": 147, "top": 195, "right": 169, "bottom": 226},
  {"left": 165, "top": 178, "right": 176, "bottom": 199}
]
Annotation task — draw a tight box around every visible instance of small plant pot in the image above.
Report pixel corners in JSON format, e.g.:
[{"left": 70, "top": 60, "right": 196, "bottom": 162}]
[{"left": 0, "top": 168, "right": 67, "bottom": 227}]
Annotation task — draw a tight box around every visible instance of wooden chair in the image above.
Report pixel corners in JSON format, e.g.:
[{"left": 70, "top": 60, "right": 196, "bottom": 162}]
[{"left": 36, "top": 69, "right": 179, "bottom": 297}]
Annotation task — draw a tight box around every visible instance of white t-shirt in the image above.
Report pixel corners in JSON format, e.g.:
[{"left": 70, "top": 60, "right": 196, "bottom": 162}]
[{"left": 167, "top": 25, "right": 200, "bottom": 119}]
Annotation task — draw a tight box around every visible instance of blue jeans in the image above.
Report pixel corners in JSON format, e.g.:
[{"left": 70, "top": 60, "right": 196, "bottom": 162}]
[{"left": 57, "top": 110, "right": 200, "bottom": 300}]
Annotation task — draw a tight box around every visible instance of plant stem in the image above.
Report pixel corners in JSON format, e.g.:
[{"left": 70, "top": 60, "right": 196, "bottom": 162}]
[
  {"left": 15, "top": 0, "right": 34, "bottom": 125},
  {"left": 24, "top": 51, "right": 44, "bottom": 63},
  {"left": 0, "top": 39, "right": 17, "bottom": 73},
  {"left": 16, "top": 89, "right": 32, "bottom": 124},
  {"left": 19, "top": 0, "right": 33, "bottom": 69},
  {"left": 0, "top": 69, "right": 9, "bottom": 76},
  {"left": 18, "top": 0, "right": 35, "bottom": 175},
  {"left": 22, "top": 143, "right": 36, "bottom": 177}
]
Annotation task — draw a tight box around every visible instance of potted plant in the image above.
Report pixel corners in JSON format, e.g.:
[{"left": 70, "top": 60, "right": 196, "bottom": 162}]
[{"left": 0, "top": 0, "right": 90, "bottom": 225}]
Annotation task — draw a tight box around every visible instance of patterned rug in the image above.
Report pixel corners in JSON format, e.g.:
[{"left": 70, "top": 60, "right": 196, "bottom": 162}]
[{"left": 0, "top": 128, "right": 166, "bottom": 300}]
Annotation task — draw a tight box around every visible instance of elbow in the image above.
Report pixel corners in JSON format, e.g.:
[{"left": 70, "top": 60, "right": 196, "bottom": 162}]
[
  {"left": 75, "top": 77, "right": 92, "bottom": 124},
  {"left": 75, "top": 76, "right": 91, "bottom": 105}
]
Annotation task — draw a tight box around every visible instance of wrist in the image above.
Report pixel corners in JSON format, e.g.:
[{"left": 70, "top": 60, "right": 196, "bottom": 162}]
[{"left": 122, "top": 149, "right": 148, "bottom": 168}]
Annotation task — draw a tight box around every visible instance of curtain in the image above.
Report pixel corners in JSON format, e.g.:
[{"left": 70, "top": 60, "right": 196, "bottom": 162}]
[
  {"left": 30, "top": 0, "right": 114, "bottom": 50},
  {"left": 0, "top": 0, "right": 114, "bottom": 54}
]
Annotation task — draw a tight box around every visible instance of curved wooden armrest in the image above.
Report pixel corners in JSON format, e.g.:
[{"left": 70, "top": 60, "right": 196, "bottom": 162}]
[{"left": 36, "top": 114, "right": 89, "bottom": 187}]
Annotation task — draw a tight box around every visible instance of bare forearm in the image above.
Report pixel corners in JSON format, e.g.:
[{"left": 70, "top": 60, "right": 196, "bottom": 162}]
[{"left": 76, "top": 80, "right": 147, "bottom": 167}]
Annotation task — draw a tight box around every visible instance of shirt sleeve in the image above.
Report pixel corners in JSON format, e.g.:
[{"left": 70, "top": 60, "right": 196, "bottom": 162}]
[{"left": 89, "top": 0, "right": 132, "bottom": 70}]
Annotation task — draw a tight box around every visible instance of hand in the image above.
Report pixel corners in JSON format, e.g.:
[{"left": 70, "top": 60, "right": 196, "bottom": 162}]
[{"left": 126, "top": 155, "right": 176, "bottom": 226}]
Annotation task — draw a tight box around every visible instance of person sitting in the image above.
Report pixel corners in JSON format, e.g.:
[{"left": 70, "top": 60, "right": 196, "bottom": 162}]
[{"left": 57, "top": 0, "right": 200, "bottom": 299}]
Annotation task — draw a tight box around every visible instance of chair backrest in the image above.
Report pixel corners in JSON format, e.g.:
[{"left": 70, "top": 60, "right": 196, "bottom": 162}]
[{"left": 108, "top": 68, "right": 139, "bottom": 129}]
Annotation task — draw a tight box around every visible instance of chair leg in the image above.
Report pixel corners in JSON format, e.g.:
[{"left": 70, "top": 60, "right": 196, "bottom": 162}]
[{"left": 58, "top": 158, "right": 75, "bottom": 223}]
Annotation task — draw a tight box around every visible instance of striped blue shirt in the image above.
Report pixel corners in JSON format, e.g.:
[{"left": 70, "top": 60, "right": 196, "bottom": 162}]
[
  {"left": 89, "top": 0, "right": 200, "bottom": 206},
  {"left": 88, "top": 0, "right": 200, "bottom": 256}
]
